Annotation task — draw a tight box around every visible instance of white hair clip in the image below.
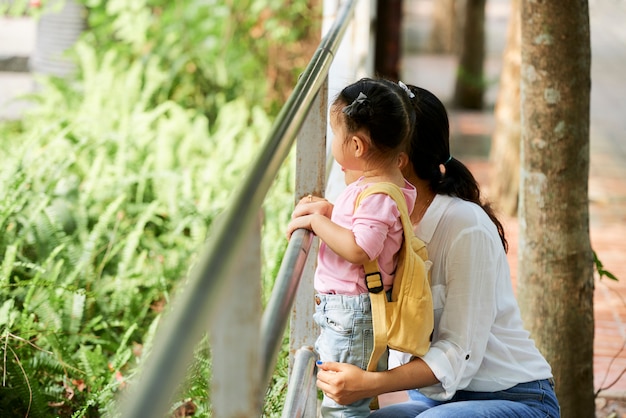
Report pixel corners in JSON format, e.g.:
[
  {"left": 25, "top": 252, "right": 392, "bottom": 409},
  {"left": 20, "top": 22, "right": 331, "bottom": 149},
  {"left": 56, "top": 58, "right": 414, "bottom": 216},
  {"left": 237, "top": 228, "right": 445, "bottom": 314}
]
[{"left": 398, "top": 81, "right": 415, "bottom": 98}]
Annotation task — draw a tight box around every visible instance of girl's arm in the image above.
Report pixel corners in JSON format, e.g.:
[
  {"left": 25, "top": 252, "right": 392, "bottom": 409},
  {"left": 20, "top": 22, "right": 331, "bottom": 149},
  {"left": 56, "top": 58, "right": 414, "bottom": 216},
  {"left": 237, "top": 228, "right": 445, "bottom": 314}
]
[
  {"left": 287, "top": 213, "right": 370, "bottom": 265},
  {"left": 286, "top": 197, "right": 332, "bottom": 239},
  {"left": 291, "top": 195, "right": 333, "bottom": 219}
]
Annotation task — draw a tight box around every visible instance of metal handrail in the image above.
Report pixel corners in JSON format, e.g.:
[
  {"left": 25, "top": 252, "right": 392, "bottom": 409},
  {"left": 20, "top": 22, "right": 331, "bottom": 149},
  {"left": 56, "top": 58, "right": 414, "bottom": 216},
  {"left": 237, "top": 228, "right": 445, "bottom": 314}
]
[
  {"left": 261, "top": 228, "right": 314, "bottom": 386},
  {"left": 280, "top": 346, "right": 318, "bottom": 418},
  {"left": 119, "top": 1, "right": 357, "bottom": 416}
]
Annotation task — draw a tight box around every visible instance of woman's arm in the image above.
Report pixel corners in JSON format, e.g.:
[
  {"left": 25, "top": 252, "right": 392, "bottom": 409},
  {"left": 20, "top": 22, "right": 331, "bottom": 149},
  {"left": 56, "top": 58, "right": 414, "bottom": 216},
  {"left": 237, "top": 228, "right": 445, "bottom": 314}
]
[{"left": 316, "top": 358, "right": 438, "bottom": 405}]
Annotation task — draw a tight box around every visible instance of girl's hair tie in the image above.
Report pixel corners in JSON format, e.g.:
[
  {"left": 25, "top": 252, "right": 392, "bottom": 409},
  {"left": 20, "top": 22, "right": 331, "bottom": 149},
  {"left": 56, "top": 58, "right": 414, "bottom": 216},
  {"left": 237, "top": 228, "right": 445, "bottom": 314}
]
[{"left": 342, "top": 92, "right": 369, "bottom": 117}]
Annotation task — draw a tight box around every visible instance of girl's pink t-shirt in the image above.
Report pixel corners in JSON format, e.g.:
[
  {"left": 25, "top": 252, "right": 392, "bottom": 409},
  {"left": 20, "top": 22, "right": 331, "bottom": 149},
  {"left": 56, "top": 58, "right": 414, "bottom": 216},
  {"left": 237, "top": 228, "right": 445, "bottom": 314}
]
[{"left": 314, "top": 177, "right": 417, "bottom": 295}]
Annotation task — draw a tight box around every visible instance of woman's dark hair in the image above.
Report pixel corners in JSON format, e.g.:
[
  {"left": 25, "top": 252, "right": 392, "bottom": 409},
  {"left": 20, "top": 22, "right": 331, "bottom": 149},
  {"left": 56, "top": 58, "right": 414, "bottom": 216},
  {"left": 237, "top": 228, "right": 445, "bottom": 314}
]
[
  {"left": 333, "top": 78, "right": 415, "bottom": 157},
  {"left": 407, "top": 85, "right": 508, "bottom": 252}
]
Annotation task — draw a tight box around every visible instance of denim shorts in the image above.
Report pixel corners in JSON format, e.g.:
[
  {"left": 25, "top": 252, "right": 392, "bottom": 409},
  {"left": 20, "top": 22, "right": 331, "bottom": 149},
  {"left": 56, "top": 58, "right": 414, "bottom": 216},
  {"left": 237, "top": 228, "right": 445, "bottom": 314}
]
[{"left": 314, "top": 293, "right": 388, "bottom": 417}]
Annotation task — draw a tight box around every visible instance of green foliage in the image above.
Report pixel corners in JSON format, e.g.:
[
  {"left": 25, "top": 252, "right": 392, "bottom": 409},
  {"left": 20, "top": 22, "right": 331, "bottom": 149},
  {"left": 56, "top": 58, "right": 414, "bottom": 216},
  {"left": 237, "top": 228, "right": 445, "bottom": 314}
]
[
  {"left": 0, "top": 0, "right": 321, "bottom": 414},
  {"left": 0, "top": 0, "right": 29, "bottom": 16},
  {"left": 594, "top": 250, "right": 619, "bottom": 281},
  {"left": 262, "top": 335, "right": 291, "bottom": 418},
  {"left": 168, "top": 336, "right": 212, "bottom": 417},
  {"left": 77, "top": 0, "right": 320, "bottom": 119}
]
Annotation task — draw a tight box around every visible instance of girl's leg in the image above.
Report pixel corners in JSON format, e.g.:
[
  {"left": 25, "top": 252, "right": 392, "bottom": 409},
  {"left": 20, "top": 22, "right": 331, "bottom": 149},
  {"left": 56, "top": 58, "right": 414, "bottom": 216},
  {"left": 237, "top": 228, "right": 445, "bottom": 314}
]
[
  {"left": 321, "top": 394, "right": 372, "bottom": 418},
  {"left": 315, "top": 294, "right": 376, "bottom": 417}
]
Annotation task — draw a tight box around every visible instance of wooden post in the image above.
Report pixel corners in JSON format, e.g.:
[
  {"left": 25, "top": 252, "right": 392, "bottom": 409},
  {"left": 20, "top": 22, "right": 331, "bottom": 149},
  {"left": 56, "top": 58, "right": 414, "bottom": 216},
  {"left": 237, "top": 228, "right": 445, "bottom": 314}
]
[{"left": 375, "top": 0, "right": 403, "bottom": 80}]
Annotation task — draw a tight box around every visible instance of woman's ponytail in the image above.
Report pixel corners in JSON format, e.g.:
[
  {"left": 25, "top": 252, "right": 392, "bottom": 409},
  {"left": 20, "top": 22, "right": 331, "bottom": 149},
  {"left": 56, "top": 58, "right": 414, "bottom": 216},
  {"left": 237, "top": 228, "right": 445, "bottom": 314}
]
[{"left": 407, "top": 86, "right": 508, "bottom": 252}]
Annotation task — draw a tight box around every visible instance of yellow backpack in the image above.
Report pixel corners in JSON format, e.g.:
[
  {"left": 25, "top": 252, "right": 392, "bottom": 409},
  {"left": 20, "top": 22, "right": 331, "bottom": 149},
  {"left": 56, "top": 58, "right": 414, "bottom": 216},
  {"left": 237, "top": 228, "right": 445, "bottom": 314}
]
[{"left": 354, "top": 182, "right": 434, "bottom": 372}]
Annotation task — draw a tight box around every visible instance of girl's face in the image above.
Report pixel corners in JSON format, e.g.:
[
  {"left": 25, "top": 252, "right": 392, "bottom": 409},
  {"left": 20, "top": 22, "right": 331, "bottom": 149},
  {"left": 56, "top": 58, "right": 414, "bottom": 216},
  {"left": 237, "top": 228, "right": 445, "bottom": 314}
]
[
  {"left": 330, "top": 108, "right": 347, "bottom": 167},
  {"left": 330, "top": 106, "right": 359, "bottom": 172}
]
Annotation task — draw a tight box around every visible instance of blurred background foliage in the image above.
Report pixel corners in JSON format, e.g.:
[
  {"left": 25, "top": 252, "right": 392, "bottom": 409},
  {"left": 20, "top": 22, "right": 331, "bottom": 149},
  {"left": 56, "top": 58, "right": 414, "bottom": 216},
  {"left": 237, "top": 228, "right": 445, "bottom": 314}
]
[
  {"left": 81, "top": 0, "right": 320, "bottom": 119},
  {"left": 0, "top": 0, "right": 320, "bottom": 416}
]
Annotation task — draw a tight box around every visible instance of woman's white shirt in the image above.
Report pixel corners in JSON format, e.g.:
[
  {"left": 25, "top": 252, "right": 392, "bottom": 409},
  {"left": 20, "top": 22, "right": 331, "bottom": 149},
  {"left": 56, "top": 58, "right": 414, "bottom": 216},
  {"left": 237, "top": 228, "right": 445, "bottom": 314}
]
[{"left": 390, "top": 194, "right": 553, "bottom": 400}]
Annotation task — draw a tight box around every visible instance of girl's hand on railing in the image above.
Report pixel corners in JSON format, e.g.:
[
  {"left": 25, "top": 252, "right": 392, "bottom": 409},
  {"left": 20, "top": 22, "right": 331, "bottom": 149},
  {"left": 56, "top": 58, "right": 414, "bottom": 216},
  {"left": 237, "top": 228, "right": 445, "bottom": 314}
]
[
  {"left": 316, "top": 361, "right": 375, "bottom": 405},
  {"left": 286, "top": 214, "right": 316, "bottom": 239},
  {"left": 285, "top": 195, "right": 334, "bottom": 240},
  {"left": 293, "top": 195, "right": 333, "bottom": 218}
]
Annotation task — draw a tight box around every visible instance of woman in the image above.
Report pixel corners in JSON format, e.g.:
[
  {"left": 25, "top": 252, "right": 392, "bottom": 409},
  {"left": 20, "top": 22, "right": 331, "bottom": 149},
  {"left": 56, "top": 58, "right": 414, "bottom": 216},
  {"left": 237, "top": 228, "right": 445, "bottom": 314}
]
[{"left": 311, "top": 86, "right": 560, "bottom": 417}]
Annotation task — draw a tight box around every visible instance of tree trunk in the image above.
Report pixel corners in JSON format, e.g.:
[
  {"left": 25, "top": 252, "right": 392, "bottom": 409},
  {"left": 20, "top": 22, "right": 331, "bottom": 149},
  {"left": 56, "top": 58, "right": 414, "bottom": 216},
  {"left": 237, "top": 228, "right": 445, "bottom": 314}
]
[
  {"left": 518, "top": 1, "right": 594, "bottom": 417},
  {"left": 489, "top": 0, "right": 521, "bottom": 216},
  {"left": 453, "top": 0, "right": 486, "bottom": 109},
  {"left": 374, "top": 0, "right": 402, "bottom": 80},
  {"left": 427, "top": 0, "right": 461, "bottom": 54}
]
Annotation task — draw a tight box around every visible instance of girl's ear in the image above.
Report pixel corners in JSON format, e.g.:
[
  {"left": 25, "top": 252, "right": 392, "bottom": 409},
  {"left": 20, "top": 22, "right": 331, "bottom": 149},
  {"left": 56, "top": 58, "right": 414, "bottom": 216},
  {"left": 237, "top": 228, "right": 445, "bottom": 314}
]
[{"left": 351, "top": 134, "right": 368, "bottom": 158}]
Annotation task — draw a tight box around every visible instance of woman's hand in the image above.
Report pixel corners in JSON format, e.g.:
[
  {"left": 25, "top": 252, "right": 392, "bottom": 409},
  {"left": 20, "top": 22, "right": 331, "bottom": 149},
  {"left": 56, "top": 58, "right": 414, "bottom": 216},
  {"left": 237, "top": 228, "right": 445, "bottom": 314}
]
[
  {"left": 317, "top": 358, "right": 439, "bottom": 406},
  {"left": 316, "top": 361, "right": 377, "bottom": 405}
]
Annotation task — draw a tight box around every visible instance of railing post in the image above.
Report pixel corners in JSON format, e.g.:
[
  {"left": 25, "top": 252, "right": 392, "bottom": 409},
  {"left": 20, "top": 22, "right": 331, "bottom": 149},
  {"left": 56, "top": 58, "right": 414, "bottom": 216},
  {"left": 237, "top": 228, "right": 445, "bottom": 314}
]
[
  {"left": 210, "top": 213, "right": 263, "bottom": 417},
  {"left": 291, "top": 81, "right": 328, "bottom": 417}
]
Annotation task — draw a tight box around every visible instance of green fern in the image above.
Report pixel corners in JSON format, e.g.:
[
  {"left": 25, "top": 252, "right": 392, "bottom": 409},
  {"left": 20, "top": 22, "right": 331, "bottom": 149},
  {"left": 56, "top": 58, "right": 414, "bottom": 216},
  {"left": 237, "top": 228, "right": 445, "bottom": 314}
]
[
  {"left": 66, "top": 194, "right": 127, "bottom": 286},
  {"left": 0, "top": 1, "right": 304, "bottom": 414},
  {"left": 170, "top": 336, "right": 212, "bottom": 416},
  {"left": 0, "top": 244, "right": 18, "bottom": 286},
  {"left": 116, "top": 201, "right": 159, "bottom": 279},
  {"left": 0, "top": 337, "right": 60, "bottom": 417}
]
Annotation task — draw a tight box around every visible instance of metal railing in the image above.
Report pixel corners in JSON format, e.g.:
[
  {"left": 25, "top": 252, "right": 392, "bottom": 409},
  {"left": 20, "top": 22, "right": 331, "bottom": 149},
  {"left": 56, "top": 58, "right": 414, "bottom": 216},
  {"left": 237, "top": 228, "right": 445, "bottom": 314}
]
[{"left": 119, "top": 1, "right": 358, "bottom": 416}]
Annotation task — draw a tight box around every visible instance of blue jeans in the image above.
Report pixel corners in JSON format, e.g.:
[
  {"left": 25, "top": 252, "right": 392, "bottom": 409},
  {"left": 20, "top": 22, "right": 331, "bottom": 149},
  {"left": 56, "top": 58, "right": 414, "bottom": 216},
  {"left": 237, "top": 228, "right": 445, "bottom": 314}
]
[
  {"left": 314, "top": 293, "right": 388, "bottom": 418},
  {"left": 370, "top": 379, "right": 560, "bottom": 417}
]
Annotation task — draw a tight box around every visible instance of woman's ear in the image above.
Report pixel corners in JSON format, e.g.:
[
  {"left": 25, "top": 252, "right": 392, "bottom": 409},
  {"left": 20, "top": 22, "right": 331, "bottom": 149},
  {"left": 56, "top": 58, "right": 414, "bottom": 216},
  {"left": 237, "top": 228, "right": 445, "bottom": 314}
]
[
  {"left": 397, "top": 152, "right": 409, "bottom": 170},
  {"left": 398, "top": 152, "right": 415, "bottom": 178}
]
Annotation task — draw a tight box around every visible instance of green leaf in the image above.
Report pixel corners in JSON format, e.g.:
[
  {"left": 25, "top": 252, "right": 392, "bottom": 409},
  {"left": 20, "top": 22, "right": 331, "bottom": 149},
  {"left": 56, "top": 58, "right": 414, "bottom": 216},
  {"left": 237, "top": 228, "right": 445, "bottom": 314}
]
[{"left": 593, "top": 250, "right": 619, "bottom": 281}]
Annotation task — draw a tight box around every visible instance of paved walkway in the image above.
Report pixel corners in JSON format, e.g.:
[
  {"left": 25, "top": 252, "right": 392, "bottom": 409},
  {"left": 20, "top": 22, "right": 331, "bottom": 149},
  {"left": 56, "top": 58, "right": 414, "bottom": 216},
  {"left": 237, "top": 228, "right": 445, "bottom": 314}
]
[{"left": 402, "top": 0, "right": 626, "bottom": 404}]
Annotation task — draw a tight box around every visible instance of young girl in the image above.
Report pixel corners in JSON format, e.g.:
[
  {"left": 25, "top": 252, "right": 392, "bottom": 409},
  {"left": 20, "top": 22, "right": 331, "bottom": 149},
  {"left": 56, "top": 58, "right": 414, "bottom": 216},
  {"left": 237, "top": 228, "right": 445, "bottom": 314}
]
[{"left": 286, "top": 78, "right": 417, "bottom": 417}]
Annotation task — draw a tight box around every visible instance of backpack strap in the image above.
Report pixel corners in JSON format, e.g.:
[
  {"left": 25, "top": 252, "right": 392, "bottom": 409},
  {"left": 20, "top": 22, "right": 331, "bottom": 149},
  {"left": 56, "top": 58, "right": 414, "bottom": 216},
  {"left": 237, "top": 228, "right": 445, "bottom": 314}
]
[{"left": 354, "top": 182, "right": 411, "bottom": 372}]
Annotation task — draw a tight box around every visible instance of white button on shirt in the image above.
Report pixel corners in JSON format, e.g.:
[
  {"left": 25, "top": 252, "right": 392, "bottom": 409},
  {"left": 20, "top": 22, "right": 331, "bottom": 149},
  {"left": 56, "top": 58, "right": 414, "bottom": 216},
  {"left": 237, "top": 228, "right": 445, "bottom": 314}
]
[{"left": 390, "top": 194, "right": 553, "bottom": 400}]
